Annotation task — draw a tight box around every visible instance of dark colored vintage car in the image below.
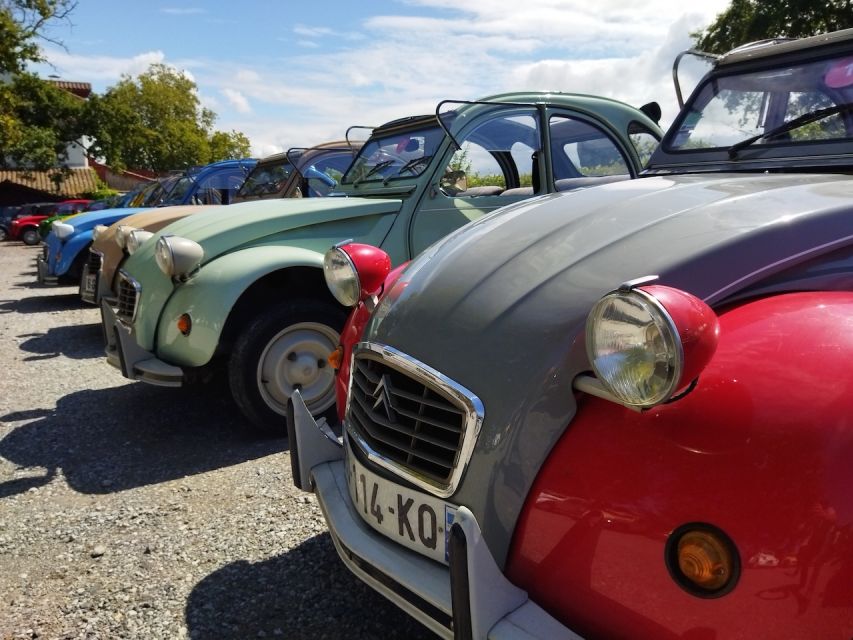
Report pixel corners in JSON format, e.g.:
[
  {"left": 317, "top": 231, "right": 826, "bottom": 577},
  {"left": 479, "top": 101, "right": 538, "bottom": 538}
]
[{"left": 290, "top": 29, "right": 853, "bottom": 639}]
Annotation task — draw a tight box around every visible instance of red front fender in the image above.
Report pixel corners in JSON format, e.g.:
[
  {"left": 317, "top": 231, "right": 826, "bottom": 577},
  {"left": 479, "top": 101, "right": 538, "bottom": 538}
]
[{"left": 506, "top": 291, "right": 853, "bottom": 639}]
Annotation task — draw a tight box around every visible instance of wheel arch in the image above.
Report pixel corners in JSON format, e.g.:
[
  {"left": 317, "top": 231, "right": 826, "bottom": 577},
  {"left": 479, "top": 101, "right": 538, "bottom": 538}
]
[{"left": 154, "top": 245, "right": 346, "bottom": 368}]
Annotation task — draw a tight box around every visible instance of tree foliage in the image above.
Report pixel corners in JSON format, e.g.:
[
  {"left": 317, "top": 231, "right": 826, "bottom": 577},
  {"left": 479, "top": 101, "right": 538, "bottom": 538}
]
[
  {"left": 86, "top": 64, "right": 252, "bottom": 172},
  {"left": 0, "top": 0, "right": 75, "bottom": 74},
  {"left": 693, "top": 0, "right": 853, "bottom": 54}
]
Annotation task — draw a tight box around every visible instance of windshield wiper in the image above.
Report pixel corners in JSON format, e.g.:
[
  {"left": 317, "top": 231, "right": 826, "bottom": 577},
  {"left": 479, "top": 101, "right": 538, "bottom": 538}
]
[
  {"left": 382, "top": 155, "right": 433, "bottom": 185},
  {"left": 352, "top": 160, "right": 395, "bottom": 187},
  {"left": 728, "top": 103, "right": 853, "bottom": 159}
]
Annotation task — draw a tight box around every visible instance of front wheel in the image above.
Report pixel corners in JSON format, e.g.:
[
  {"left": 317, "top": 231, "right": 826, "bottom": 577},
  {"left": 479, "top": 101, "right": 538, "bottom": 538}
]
[
  {"left": 228, "top": 299, "right": 347, "bottom": 434},
  {"left": 21, "top": 228, "right": 39, "bottom": 245}
]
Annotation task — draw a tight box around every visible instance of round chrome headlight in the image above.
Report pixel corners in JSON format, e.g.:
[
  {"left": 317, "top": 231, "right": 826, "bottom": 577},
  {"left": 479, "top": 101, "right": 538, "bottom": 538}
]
[
  {"left": 92, "top": 224, "right": 108, "bottom": 241},
  {"left": 586, "top": 288, "right": 683, "bottom": 407},
  {"left": 126, "top": 230, "right": 154, "bottom": 255},
  {"left": 52, "top": 222, "right": 74, "bottom": 240},
  {"left": 115, "top": 225, "right": 137, "bottom": 249},
  {"left": 323, "top": 246, "right": 360, "bottom": 307},
  {"left": 155, "top": 235, "right": 204, "bottom": 279}
]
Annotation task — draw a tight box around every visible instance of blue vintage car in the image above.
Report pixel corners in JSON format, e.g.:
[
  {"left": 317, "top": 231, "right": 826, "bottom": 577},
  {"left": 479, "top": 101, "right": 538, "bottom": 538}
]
[{"left": 36, "top": 159, "right": 256, "bottom": 286}]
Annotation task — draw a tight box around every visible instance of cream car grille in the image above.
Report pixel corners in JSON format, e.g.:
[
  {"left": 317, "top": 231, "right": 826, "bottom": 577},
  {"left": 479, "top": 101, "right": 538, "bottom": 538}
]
[
  {"left": 116, "top": 272, "right": 140, "bottom": 322},
  {"left": 347, "top": 344, "right": 484, "bottom": 497}
]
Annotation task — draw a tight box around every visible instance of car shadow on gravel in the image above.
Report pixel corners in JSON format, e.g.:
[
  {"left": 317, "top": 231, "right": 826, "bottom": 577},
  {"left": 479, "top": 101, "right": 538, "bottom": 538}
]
[
  {"left": 17, "top": 322, "right": 104, "bottom": 360},
  {"left": 0, "top": 292, "right": 85, "bottom": 313},
  {"left": 186, "top": 532, "right": 438, "bottom": 640},
  {"left": 0, "top": 382, "right": 284, "bottom": 499}
]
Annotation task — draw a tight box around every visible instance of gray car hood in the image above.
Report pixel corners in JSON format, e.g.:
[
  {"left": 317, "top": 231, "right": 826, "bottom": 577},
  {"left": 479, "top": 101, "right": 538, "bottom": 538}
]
[{"left": 363, "top": 172, "right": 853, "bottom": 566}]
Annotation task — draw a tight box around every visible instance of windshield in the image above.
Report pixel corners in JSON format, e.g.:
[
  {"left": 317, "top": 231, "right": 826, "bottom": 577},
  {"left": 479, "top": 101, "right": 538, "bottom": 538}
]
[
  {"left": 669, "top": 54, "right": 853, "bottom": 151},
  {"left": 141, "top": 176, "right": 180, "bottom": 207},
  {"left": 341, "top": 125, "right": 445, "bottom": 185},
  {"left": 238, "top": 158, "right": 294, "bottom": 197}
]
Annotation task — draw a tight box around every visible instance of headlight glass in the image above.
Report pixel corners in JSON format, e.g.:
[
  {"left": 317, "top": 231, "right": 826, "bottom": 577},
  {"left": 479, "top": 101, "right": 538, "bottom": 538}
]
[
  {"left": 115, "top": 225, "right": 137, "bottom": 249},
  {"left": 126, "top": 230, "right": 153, "bottom": 255},
  {"left": 323, "top": 246, "right": 360, "bottom": 307},
  {"left": 586, "top": 289, "right": 682, "bottom": 407},
  {"left": 155, "top": 236, "right": 175, "bottom": 276},
  {"left": 155, "top": 235, "right": 203, "bottom": 278},
  {"left": 92, "top": 224, "right": 108, "bottom": 241}
]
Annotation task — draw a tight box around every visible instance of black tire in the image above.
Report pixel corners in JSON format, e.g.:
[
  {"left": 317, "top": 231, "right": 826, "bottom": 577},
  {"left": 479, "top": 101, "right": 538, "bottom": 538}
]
[
  {"left": 60, "top": 243, "right": 91, "bottom": 284},
  {"left": 21, "top": 227, "right": 39, "bottom": 246},
  {"left": 228, "top": 299, "right": 347, "bottom": 435}
]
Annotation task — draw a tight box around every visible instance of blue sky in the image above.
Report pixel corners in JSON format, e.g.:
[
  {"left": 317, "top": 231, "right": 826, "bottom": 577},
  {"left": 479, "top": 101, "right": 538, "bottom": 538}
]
[{"left": 33, "top": 0, "right": 730, "bottom": 157}]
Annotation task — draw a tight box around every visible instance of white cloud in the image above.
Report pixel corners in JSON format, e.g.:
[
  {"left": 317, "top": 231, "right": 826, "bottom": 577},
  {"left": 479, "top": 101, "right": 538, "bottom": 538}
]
[
  {"left": 161, "top": 7, "right": 206, "bottom": 15},
  {"left": 222, "top": 88, "right": 252, "bottom": 114}
]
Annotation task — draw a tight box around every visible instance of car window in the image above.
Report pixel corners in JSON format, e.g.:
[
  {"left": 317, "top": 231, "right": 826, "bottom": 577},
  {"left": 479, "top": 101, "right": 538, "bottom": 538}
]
[
  {"left": 669, "top": 55, "right": 853, "bottom": 150},
  {"left": 304, "top": 153, "right": 354, "bottom": 197},
  {"left": 342, "top": 125, "right": 444, "bottom": 185},
  {"left": 628, "top": 122, "right": 660, "bottom": 167},
  {"left": 190, "top": 169, "right": 248, "bottom": 205},
  {"left": 238, "top": 159, "right": 294, "bottom": 197},
  {"left": 440, "top": 111, "right": 540, "bottom": 196},
  {"left": 550, "top": 115, "right": 630, "bottom": 182}
]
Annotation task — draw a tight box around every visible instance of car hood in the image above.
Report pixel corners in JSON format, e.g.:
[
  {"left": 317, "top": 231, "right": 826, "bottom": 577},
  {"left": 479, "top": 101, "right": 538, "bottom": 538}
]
[
  {"left": 363, "top": 172, "right": 853, "bottom": 566},
  {"left": 94, "top": 205, "right": 214, "bottom": 287},
  {"left": 66, "top": 207, "right": 150, "bottom": 233},
  {"left": 130, "top": 197, "right": 403, "bottom": 266}
]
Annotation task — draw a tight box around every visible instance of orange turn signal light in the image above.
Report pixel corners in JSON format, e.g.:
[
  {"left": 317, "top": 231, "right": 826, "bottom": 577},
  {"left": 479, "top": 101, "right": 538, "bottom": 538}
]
[
  {"left": 667, "top": 524, "right": 739, "bottom": 597},
  {"left": 328, "top": 346, "right": 344, "bottom": 370},
  {"left": 177, "top": 313, "right": 192, "bottom": 336}
]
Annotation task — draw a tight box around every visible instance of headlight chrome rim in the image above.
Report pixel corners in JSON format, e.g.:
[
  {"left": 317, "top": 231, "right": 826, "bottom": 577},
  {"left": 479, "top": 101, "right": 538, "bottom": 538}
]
[
  {"left": 586, "top": 287, "right": 684, "bottom": 408},
  {"left": 323, "top": 246, "right": 361, "bottom": 307},
  {"left": 92, "top": 224, "right": 108, "bottom": 242},
  {"left": 155, "top": 235, "right": 203, "bottom": 279}
]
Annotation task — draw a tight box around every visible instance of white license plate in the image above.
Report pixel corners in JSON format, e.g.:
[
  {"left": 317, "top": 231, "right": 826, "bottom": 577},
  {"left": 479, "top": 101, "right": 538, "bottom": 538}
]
[
  {"left": 346, "top": 445, "right": 456, "bottom": 564},
  {"left": 84, "top": 273, "right": 97, "bottom": 293}
]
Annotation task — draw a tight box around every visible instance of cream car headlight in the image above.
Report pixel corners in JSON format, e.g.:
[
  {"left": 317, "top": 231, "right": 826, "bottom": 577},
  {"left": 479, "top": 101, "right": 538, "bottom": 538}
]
[
  {"left": 126, "top": 230, "right": 154, "bottom": 255},
  {"left": 92, "top": 224, "right": 108, "bottom": 241},
  {"left": 586, "top": 287, "right": 683, "bottom": 407},
  {"left": 155, "top": 235, "right": 204, "bottom": 279},
  {"left": 52, "top": 222, "right": 74, "bottom": 240},
  {"left": 115, "top": 225, "right": 137, "bottom": 249}
]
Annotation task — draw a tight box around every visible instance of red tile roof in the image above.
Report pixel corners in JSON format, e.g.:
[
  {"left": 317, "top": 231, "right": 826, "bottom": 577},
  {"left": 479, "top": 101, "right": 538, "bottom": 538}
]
[
  {"left": 46, "top": 80, "right": 92, "bottom": 99},
  {"left": 0, "top": 168, "right": 100, "bottom": 197}
]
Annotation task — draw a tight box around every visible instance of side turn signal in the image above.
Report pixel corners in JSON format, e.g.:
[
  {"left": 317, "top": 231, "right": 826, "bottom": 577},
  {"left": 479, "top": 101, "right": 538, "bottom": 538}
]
[
  {"left": 328, "top": 346, "right": 344, "bottom": 370},
  {"left": 666, "top": 524, "right": 739, "bottom": 597}
]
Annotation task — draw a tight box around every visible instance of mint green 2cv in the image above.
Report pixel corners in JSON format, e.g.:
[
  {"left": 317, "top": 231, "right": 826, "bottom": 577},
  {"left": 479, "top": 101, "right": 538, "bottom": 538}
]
[{"left": 102, "top": 92, "right": 662, "bottom": 433}]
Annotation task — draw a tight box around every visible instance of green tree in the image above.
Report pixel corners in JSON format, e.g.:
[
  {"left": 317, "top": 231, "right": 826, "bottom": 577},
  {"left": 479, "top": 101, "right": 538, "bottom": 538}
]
[
  {"left": 0, "top": 0, "right": 75, "bottom": 74},
  {"left": 209, "top": 129, "right": 252, "bottom": 161},
  {"left": 693, "top": 0, "right": 853, "bottom": 54},
  {"left": 86, "top": 64, "right": 252, "bottom": 171},
  {"left": 1, "top": 1, "right": 83, "bottom": 173}
]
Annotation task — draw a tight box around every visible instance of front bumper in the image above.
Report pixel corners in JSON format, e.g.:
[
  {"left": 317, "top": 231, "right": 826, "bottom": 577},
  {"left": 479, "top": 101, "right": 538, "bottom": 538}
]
[
  {"left": 288, "top": 392, "right": 580, "bottom": 640},
  {"left": 36, "top": 256, "right": 58, "bottom": 286},
  {"left": 101, "top": 299, "right": 184, "bottom": 387}
]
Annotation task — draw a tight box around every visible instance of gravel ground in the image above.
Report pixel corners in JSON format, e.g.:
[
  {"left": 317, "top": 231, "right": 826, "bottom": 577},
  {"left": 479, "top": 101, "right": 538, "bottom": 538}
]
[{"left": 0, "top": 242, "right": 436, "bottom": 640}]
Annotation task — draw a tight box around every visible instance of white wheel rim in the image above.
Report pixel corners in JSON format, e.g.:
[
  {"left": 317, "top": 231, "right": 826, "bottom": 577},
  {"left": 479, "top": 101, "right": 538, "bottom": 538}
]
[{"left": 256, "top": 321, "right": 339, "bottom": 417}]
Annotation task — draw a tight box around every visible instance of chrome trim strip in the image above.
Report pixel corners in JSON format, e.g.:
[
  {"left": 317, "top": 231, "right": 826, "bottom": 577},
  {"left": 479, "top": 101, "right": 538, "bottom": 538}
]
[
  {"left": 346, "top": 341, "right": 484, "bottom": 499},
  {"left": 116, "top": 268, "right": 142, "bottom": 323}
]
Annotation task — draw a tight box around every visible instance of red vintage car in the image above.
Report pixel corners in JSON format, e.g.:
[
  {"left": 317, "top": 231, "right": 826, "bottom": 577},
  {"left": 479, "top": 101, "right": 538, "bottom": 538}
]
[
  {"left": 8, "top": 199, "right": 91, "bottom": 245},
  {"left": 291, "top": 29, "right": 853, "bottom": 639}
]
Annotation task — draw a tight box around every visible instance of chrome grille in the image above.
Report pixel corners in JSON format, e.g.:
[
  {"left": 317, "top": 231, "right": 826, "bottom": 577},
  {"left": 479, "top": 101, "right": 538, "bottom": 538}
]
[
  {"left": 116, "top": 271, "right": 140, "bottom": 322},
  {"left": 42, "top": 245, "right": 48, "bottom": 260},
  {"left": 87, "top": 249, "right": 102, "bottom": 273},
  {"left": 347, "top": 343, "right": 484, "bottom": 497}
]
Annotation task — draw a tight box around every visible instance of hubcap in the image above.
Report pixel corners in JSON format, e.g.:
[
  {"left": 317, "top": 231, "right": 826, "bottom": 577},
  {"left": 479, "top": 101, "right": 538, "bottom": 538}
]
[{"left": 256, "top": 322, "right": 339, "bottom": 417}]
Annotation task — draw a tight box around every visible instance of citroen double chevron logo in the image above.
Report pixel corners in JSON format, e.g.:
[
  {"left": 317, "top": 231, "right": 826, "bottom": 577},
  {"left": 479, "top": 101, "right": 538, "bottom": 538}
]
[{"left": 371, "top": 374, "right": 396, "bottom": 421}]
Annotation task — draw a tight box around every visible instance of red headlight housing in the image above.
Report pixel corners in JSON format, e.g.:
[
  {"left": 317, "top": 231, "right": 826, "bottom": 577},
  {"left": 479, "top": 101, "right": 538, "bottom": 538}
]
[
  {"left": 579, "top": 282, "right": 720, "bottom": 408},
  {"left": 323, "top": 242, "right": 392, "bottom": 307}
]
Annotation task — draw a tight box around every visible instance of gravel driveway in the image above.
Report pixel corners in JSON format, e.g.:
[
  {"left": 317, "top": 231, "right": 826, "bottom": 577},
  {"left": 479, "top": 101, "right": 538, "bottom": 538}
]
[{"left": 0, "top": 242, "right": 435, "bottom": 639}]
